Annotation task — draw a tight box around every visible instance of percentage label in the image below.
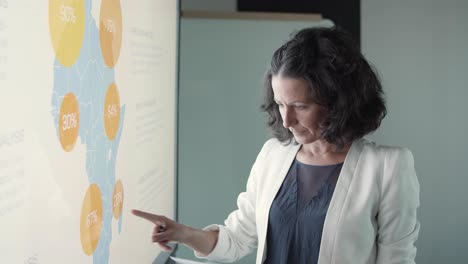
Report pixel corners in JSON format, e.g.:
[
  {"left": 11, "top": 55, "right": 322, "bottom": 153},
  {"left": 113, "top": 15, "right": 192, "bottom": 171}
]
[
  {"left": 49, "top": 0, "right": 85, "bottom": 66},
  {"left": 113, "top": 192, "right": 122, "bottom": 208},
  {"left": 80, "top": 184, "right": 103, "bottom": 255},
  {"left": 62, "top": 113, "right": 78, "bottom": 130},
  {"left": 104, "top": 84, "right": 120, "bottom": 140},
  {"left": 104, "top": 19, "right": 116, "bottom": 33},
  {"left": 107, "top": 104, "right": 118, "bottom": 118},
  {"left": 112, "top": 180, "right": 124, "bottom": 219},
  {"left": 60, "top": 5, "right": 76, "bottom": 24},
  {"left": 99, "top": 0, "right": 122, "bottom": 67},
  {"left": 58, "top": 93, "right": 80, "bottom": 152},
  {"left": 86, "top": 210, "right": 98, "bottom": 228}
]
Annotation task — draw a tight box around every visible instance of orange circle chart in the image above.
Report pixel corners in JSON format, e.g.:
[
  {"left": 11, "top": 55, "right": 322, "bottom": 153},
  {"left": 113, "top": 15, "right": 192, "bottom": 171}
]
[
  {"left": 49, "top": 0, "right": 85, "bottom": 67},
  {"left": 112, "top": 179, "right": 124, "bottom": 219},
  {"left": 58, "top": 92, "right": 80, "bottom": 152},
  {"left": 103, "top": 83, "right": 120, "bottom": 140},
  {"left": 80, "top": 184, "right": 103, "bottom": 256},
  {"left": 99, "top": 0, "right": 122, "bottom": 67}
]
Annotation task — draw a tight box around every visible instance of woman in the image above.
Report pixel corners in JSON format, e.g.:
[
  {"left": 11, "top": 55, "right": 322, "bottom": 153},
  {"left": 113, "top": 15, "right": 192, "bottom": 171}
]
[{"left": 132, "top": 27, "right": 420, "bottom": 264}]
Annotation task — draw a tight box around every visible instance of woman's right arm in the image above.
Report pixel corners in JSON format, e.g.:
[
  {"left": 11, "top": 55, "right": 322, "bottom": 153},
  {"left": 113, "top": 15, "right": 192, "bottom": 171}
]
[
  {"left": 182, "top": 225, "right": 219, "bottom": 256},
  {"left": 133, "top": 139, "right": 275, "bottom": 262}
]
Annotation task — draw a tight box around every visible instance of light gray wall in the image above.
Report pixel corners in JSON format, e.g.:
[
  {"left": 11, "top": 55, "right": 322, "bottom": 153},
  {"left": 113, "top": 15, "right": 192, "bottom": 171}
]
[
  {"left": 362, "top": 0, "right": 468, "bottom": 262},
  {"left": 181, "top": 0, "right": 236, "bottom": 11},
  {"left": 177, "top": 0, "right": 468, "bottom": 263}
]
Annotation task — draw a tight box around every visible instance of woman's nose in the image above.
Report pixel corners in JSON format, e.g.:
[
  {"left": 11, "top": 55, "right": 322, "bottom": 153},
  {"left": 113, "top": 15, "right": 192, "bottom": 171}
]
[{"left": 282, "top": 107, "right": 295, "bottom": 128}]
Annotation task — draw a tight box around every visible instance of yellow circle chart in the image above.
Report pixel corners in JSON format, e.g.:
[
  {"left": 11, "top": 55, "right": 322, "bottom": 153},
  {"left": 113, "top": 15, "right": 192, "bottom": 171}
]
[
  {"left": 99, "top": 0, "right": 122, "bottom": 68},
  {"left": 49, "top": 0, "right": 85, "bottom": 67},
  {"left": 80, "top": 184, "right": 103, "bottom": 256},
  {"left": 58, "top": 92, "right": 80, "bottom": 152},
  {"left": 103, "top": 83, "right": 120, "bottom": 140},
  {"left": 112, "top": 179, "right": 124, "bottom": 219}
]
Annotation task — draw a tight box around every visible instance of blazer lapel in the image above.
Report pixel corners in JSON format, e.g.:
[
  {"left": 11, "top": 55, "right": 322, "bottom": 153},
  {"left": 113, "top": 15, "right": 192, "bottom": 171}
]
[
  {"left": 318, "top": 138, "right": 365, "bottom": 264},
  {"left": 258, "top": 142, "right": 301, "bottom": 263}
]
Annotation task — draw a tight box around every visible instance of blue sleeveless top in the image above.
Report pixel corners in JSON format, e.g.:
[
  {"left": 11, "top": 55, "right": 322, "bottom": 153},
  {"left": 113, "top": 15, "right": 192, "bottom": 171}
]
[{"left": 265, "top": 159, "right": 343, "bottom": 264}]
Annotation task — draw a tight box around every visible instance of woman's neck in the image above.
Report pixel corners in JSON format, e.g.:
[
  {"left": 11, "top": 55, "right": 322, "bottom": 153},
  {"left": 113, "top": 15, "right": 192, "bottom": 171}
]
[{"left": 297, "top": 139, "right": 351, "bottom": 166}]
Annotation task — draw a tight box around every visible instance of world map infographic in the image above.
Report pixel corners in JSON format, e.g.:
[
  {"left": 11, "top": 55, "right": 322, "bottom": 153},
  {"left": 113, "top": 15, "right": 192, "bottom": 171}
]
[
  {"left": 0, "top": 0, "right": 177, "bottom": 262},
  {"left": 49, "top": 0, "right": 125, "bottom": 262}
]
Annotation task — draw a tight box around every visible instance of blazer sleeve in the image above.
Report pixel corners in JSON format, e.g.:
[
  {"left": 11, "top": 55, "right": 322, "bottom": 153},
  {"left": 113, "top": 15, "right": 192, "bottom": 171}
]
[
  {"left": 194, "top": 139, "right": 274, "bottom": 263},
  {"left": 376, "top": 148, "right": 421, "bottom": 264}
]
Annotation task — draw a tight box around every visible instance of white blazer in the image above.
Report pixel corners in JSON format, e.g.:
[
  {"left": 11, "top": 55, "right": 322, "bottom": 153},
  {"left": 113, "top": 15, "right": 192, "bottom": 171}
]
[{"left": 197, "top": 138, "right": 420, "bottom": 263}]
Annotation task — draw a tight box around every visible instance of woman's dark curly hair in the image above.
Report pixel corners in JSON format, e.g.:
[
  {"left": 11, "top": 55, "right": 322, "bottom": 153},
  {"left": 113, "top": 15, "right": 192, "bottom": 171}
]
[{"left": 261, "top": 27, "right": 386, "bottom": 147}]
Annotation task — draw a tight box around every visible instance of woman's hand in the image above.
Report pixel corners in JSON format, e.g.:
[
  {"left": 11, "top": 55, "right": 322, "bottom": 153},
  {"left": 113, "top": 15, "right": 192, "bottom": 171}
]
[
  {"left": 131, "top": 209, "right": 219, "bottom": 256},
  {"left": 131, "top": 209, "right": 188, "bottom": 252}
]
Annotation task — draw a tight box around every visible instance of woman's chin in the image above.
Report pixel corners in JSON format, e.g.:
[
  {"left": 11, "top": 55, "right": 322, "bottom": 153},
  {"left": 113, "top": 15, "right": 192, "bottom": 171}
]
[
  {"left": 292, "top": 135, "right": 307, "bottom": 144},
  {"left": 293, "top": 134, "right": 318, "bottom": 145}
]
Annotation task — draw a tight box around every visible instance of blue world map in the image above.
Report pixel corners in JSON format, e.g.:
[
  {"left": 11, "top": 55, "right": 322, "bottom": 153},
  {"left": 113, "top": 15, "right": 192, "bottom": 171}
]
[{"left": 50, "top": 0, "right": 125, "bottom": 263}]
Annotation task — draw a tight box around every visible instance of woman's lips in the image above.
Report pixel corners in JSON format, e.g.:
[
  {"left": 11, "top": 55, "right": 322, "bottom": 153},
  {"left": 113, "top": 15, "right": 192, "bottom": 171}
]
[{"left": 290, "top": 128, "right": 306, "bottom": 135}]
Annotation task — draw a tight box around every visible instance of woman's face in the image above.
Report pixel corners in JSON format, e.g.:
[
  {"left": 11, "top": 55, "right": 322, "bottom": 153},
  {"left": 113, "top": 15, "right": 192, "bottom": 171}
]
[{"left": 271, "top": 75, "right": 327, "bottom": 145}]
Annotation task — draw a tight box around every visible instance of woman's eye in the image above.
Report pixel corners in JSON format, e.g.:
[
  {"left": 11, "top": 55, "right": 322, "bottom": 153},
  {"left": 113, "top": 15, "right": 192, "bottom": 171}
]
[{"left": 295, "top": 105, "right": 306, "bottom": 110}]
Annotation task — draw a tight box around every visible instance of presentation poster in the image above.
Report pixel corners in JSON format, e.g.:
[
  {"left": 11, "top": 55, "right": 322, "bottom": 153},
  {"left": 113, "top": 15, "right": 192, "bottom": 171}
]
[{"left": 0, "top": 0, "right": 178, "bottom": 263}]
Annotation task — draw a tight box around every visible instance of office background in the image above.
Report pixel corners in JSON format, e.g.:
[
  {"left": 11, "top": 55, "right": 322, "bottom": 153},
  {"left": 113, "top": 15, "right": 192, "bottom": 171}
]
[{"left": 177, "top": 0, "right": 468, "bottom": 263}]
